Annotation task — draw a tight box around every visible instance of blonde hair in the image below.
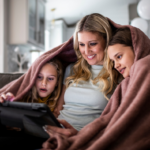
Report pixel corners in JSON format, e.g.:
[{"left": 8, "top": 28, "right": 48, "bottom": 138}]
[
  {"left": 65, "top": 13, "right": 113, "bottom": 100},
  {"left": 106, "top": 28, "right": 132, "bottom": 89},
  {"left": 23, "top": 58, "right": 63, "bottom": 111}
]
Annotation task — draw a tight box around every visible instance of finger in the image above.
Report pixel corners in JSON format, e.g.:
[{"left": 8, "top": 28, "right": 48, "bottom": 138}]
[
  {"left": 0, "top": 97, "right": 4, "bottom": 103},
  {"left": 43, "top": 126, "right": 55, "bottom": 137},
  {"left": 42, "top": 137, "right": 57, "bottom": 149},
  {"left": 6, "top": 93, "right": 15, "bottom": 101},
  {"left": 1, "top": 94, "right": 6, "bottom": 100},
  {"left": 42, "top": 142, "right": 56, "bottom": 149},
  {"left": 55, "top": 134, "right": 70, "bottom": 150},
  {"left": 44, "top": 125, "right": 72, "bottom": 137},
  {"left": 57, "top": 119, "right": 73, "bottom": 128},
  {"left": 57, "top": 120, "right": 78, "bottom": 136}
]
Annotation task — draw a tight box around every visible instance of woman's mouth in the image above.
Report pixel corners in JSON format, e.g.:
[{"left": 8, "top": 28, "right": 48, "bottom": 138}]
[
  {"left": 40, "top": 88, "right": 47, "bottom": 92},
  {"left": 87, "top": 54, "right": 96, "bottom": 60}
]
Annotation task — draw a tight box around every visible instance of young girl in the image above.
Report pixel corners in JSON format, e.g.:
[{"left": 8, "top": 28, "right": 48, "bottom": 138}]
[
  {"left": 0, "top": 58, "right": 63, "bottom": 112},
  {"left": 107, "top": 28, "right": 135, "bottom": 81}
]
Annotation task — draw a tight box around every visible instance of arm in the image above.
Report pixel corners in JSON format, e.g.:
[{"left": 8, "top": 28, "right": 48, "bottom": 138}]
[{"left": 53, "top": 85, "right": 66, "bottom": 118}]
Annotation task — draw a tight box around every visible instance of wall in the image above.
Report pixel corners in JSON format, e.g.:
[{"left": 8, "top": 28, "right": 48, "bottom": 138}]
[
  {"left": 0, "top": 0, "right": 4, "bottom": 73},
  {"left": 148, "top": 21, "right": 150, "bottom": 38},
  {"left": 129, "top": 2, "right": 150, "bottom": 38},
  {"left": 49, "top": 20, "right": 72, "bottom": 49},
  {"left": 48, "top": 5, "right": 132, "bottom": 49},
  {"left": 49, "top": 20, "right": 64, "bottom": 49},
  {"left": 102, "top": 5, "right": 129, "bottom": 25},
  {"left": 66, "top": 27, "right": 75, "bottom": 40}
]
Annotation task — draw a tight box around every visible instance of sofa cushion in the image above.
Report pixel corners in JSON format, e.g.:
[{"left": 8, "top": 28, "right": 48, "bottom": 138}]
[{"left": 0, "top": 73, "right": 23, "bottom": 89}]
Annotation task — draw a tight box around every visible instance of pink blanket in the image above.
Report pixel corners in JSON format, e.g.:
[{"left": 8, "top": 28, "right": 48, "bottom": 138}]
[{"left": 42, "top": 19, "right": 150, "bottom": 150}]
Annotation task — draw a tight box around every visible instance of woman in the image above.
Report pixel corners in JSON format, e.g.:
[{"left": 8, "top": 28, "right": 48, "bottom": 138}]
[
  {"left": 53, "top": 13, "right": 116, "bottom": 131},
  {"left": 42, "top": 18, "right": 150, "bottom": 149}
]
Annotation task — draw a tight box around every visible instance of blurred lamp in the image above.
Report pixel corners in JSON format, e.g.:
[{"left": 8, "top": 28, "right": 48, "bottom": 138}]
[
  {"left": 137, "top": 0, "right": 150, "bottom": 20},
  {"left": 50, "top": 8, "right": 56, "bottom": 29},
  {"left": 131, "top": 17, "right": 148, "bottom": 33}
]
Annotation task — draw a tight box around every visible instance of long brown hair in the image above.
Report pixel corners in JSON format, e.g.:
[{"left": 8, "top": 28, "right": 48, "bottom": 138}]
[
  {"left": 65, "top": 13, "right": 113, "bottom": 100},
  {"left": 23, "top": 58, "right": 63, "bottom": 111},
  {"left": 106, "top": 28, "right": 133, "bottom": 89}
]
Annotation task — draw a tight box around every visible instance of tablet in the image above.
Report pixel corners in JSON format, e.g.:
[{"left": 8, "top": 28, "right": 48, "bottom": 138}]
[{"left": 0, "top": 101, "right": 62, "bottom": 138}]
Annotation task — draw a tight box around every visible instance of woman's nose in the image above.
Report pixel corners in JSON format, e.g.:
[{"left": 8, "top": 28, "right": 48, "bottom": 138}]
[{"left": 84, "top": 45, "right": 90, "bottom": 55}]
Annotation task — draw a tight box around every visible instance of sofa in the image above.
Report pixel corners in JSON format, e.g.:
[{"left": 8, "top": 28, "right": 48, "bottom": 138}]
[
  {"left": 0, "top": 73, "right": 23, "bottom": 89},
  {"left": 0, "top": 73, "right": 46, "bottom": 149}
]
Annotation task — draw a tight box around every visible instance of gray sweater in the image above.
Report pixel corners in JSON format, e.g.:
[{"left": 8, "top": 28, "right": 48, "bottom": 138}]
[{"left": 58, "top": 64, "right": 108, "bottom": 131}]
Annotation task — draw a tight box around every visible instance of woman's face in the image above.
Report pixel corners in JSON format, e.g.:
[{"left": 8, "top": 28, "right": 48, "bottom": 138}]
[
  {"left": 108, "top": 44, "right": 135, "bottom": 78},
  {"left": 78, "top": 31, "right": 106, "bottom": 65},
  {"left": 35, "top": 63, "right": 58, "bottom": 98}
]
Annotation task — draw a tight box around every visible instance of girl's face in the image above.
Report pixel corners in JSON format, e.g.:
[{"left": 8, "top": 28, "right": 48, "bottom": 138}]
[
  {"left": 35, "top": 63, "right": 58, "bottom": 98},
  {"left": 108, "top": 44, "right": 135, "bottom": 78},
  {"left": 78, "top": 31, "right": 106, "bottom": 65}
]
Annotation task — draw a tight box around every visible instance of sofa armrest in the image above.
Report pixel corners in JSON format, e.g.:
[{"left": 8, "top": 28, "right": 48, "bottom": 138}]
[{"left": 0, "top": 73, "right": 23, "bottom": 89}]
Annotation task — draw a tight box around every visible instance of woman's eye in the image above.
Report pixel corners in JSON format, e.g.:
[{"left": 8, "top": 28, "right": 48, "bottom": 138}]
[
  {"left": 90, "top": 43, "right": 97, "bottom": 46},
  {"left": 79, "top": 43, "right": 84, "bottom": 46}
]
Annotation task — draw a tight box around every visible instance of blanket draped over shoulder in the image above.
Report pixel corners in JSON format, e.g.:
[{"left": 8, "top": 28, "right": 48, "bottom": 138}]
[
  {"left": 0, "top": 18, "right": 150, "bottom": 150},
  {"left": 42, "top": 19, "right": 150, "bottom": 150}
]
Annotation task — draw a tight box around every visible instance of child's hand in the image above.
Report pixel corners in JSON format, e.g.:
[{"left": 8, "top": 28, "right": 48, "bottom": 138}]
[{"left": 0, "top": 92, "right": 15, "bottom": 103}]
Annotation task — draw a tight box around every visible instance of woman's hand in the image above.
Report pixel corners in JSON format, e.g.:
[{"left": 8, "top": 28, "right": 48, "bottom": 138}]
[
  {"left": 41, "top": 132, "right": 70, "bottom": 150},
  {"left": 0, "top": 92, "right": 15, "bottom": 103},
  {"left": 42, "top": 120, "right": 76, "bottom": 150},
  {"left": 44, "top": 119, "right": 78, "bottom": 137}
]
